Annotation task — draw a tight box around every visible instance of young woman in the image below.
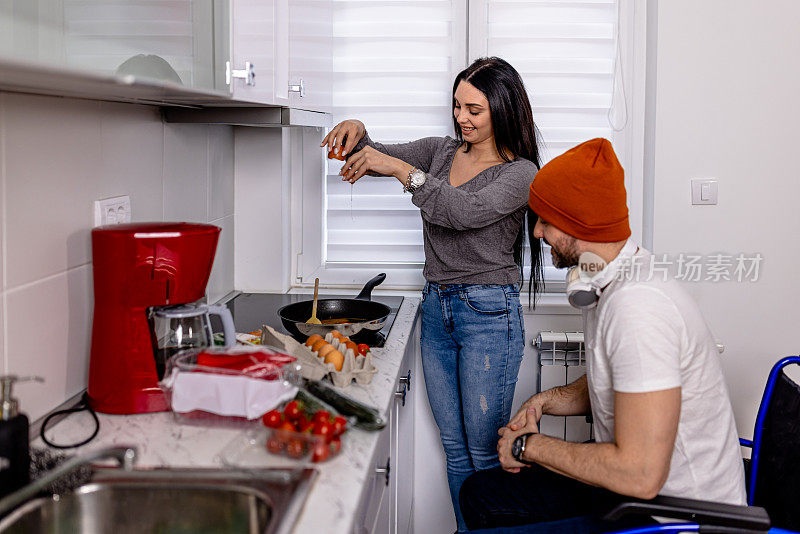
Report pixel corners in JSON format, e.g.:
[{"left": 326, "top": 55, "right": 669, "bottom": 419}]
[{"left": 321, "top": 56, "right": 544, "bottom": 532}]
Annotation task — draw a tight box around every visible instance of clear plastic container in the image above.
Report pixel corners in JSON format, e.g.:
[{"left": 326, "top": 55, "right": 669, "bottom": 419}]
[
  {"left": 220, "top": 427, "right": 338, "bottom": 466},
  {"left": 159, "top": 346, "right": 300, "bottom": 427},
  {"left": 219, "top": 393, "right": 350, "bottom": 464}
]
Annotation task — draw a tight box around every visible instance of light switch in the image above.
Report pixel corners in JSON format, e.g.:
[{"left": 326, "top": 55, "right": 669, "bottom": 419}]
[
  {"left": 691, "top": 179, "right": 717, "bottom": 205},
  {"left": 701, "top": 183, "right": 712, "bottom": 201}
]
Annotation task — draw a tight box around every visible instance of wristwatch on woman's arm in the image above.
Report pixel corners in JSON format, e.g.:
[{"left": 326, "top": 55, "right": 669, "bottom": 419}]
[
  {"left": 511, "top": 432, "right": 537, "bottom": 465},
  {"left": 403, "top": 167, "right": 426, "bottom": 193}
]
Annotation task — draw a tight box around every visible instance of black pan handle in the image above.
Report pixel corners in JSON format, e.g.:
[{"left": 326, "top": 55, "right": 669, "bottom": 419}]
[{"left": 355, "top": 273, "right": 386, "bottom": 301}]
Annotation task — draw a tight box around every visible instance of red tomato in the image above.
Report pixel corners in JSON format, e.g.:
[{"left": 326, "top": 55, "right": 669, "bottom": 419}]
[
  {"left": 298, "top": 417, "right": 315, "bottom": 433},
  {"left": 331, "top": 416, "right": 348, "bottom": 436},
  {"left": 276, "top": 421, "right": 296, "bottom": 440},
  {"left": 294, "top": 414, "right": 309, "bottom": 431},
  {"left": 312, "top": 410, "right": 331, "bottom": 425},
  {"left": 329, "top": 436, "right": 342, "bottom": 455},
  {"left": 266, "top": 435, "right": 284, "bottom": 454},
  {"left": 357, "top": 344, "right": 370, "bottom": 356},
  {"left": 311, "top": 441, "right": 330, "bottom": 463},
  {"left": 312, "top": 420, "right": 334, "bottom": 442},
  {"left": 286, "top": 439, "right": 305, "bottom": 459},
  {"left": 283, "top": 400, "right": 304, "bottom": 421},
  {"left": 262, "top": 410, "right": 283, "bottom": 429}
]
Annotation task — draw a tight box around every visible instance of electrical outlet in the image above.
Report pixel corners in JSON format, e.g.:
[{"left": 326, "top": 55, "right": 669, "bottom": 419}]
[{"left": 93, "top": 195, "right": 132, "bottom": 227}]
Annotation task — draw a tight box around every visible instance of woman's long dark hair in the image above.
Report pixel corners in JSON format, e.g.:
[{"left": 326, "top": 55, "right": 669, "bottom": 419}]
[{"left": 453, "top": 57, "right": 545, "bottom": 307}]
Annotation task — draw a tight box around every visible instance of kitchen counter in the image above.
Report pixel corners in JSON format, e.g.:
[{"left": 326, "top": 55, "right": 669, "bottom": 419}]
[{"left": 34, "top": 296, "right": 421, "bottom": 534}]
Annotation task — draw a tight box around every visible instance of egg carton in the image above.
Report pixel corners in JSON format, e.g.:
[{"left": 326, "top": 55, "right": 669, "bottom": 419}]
[{"left": 259, "top": 325, "right": 377, "bottom": 388}]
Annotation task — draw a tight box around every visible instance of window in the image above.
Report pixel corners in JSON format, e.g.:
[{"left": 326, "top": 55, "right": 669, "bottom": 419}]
[
  {"left": 299, "top": 0, "right": 643, "bottom": 290},
  {"left": 475, "top": 0, "right": 634, "bottom": 284}
]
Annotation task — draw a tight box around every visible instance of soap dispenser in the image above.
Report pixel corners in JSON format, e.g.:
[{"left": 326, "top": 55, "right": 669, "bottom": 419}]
[{"left": 0, "top": 375, "right": 43, "bottom": 498}]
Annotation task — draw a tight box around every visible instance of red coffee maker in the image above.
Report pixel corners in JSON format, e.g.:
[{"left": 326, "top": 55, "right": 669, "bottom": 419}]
[{"left": 88, "top": 222, "right": 221, "bottom": 414}]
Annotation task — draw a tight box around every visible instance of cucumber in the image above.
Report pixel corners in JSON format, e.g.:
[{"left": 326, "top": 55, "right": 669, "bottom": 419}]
[
  {"left": 302, "top": 379, "right": 386, "bottom": 431},
  {"left": 294, "top": 389, "right": 337, "bottom": 418}
]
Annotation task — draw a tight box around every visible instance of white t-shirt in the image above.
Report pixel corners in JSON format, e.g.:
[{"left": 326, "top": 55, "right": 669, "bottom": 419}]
[{"left": 584, "top": 240, "right": 746, "bottom": 506}]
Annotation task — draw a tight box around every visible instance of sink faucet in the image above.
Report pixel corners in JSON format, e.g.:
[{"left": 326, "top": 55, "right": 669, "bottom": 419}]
[{"left": 0, "top": 445, "right": 137, "bottom": 517}]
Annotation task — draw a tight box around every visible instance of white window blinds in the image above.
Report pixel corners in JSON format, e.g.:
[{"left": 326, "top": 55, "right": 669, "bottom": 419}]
[
  {"left": 478, "top": 0, "right": 617, "bottom": 164},
  {"left": 323, "top": 0, "right": 620, "bottom": 286},
  {"left": 326, "top": 0, "right": 465, "bottom": 269},
  {"left": 476, "top": 0, "right": 619, "bottom": 281}
]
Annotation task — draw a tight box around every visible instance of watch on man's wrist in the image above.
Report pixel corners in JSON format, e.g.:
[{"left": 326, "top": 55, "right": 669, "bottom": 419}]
[
  {"left": 511, "top": 432, "right": 537, "bottom": 465},
  {"left": 404, "top": 168, "right": 426, "bottom": 193}
]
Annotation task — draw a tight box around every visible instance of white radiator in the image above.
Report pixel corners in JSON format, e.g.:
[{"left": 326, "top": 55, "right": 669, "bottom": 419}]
[{"left": 535, "top": 331, "right": 592, "bottom": 442}]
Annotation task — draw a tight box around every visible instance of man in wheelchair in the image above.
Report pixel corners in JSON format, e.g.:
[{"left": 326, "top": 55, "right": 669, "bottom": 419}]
[{"left": 458, "top": 139, "right": 748, "bottom": 533}]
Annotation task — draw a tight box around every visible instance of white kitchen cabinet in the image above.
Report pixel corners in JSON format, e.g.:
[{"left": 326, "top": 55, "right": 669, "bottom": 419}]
[
  {"left": 0, "top": 0, "right": 331, "bottom": 109},
  {"left": 355, "top": 423, "right": 391, "bottom": 534},
  {"left": 355, "top": 311, "right": 420, "bottom": 534},
  {"left": 0, "top": 0, "right": 231, "bottom": 103},
  {"left": 391, "top": 318, "right": 418, "bottom": 534},
  {"left": 288, "top": 0, "right": 333, "bottom": 112},
  {"left": 230, "top": 0, "right": 332, "bottom": 111},
  {"left": 230, "top": 0, "right": 281, "bottom": 105}
]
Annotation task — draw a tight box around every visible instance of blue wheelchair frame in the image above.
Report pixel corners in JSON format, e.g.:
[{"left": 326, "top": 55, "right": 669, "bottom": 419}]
[{"left": 610, "top": 356, "right": 800, "bottom": 534}]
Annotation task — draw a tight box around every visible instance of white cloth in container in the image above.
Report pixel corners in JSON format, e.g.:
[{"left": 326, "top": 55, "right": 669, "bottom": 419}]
[{"left": 165, "top": 371, "right": 297, "bottom": 420}]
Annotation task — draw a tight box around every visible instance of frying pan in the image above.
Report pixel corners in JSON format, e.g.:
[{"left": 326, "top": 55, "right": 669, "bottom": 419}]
[{"left": 277, "top": 273, "right": 391, "bottom": 339}]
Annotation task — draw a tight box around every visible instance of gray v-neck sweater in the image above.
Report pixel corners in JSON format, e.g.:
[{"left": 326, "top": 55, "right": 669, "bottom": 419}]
[{"left": 354, "top": 132, "right": 538, "bottom": 285}]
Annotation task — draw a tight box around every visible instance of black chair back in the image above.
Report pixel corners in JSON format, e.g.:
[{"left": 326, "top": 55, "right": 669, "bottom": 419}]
[{"left": 751, "top": 362, "right": 800, "bottom": 530}]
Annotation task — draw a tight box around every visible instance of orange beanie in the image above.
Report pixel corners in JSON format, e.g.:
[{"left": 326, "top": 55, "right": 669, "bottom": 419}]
[{"left": 528, "top": 138, "right": 630, "bottom": 242}]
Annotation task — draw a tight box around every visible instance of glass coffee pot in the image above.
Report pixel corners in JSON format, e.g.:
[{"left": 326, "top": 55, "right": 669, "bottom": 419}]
[{"left": 149, "top": 302, "right": 235, "bottom": 379}]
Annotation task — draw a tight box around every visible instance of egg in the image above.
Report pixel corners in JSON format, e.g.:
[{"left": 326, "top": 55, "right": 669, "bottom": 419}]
[
  {"left": 305, "top": 334, "right": 323, "bottom": 347},
  {"left": 344, "top": 340, "right": 359, "bottom": 354},
  {"left": 311, "top": 339, "right": 327, "bottom": 353},
  {"left": 318, "top": 343, "right": 336, "bottom": 359},
  {"left": 330, "top": 330, "right": 344, "bottom": 340},
  {"left": 324, "top": 349, "right": 345, "bottom": 371}
]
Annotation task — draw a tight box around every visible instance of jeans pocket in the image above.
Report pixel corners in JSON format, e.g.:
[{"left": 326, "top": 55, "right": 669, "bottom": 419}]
[{"left": 463, "top": 286, "right": 508, "bottom": 315}]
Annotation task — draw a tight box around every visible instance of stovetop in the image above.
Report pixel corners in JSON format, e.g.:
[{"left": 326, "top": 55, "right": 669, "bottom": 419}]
[{"left": 217, "top": 292, "right": 404, "bottom": 348}]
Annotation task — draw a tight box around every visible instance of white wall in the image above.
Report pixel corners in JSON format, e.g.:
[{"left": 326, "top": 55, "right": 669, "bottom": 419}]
[
  {"left": 650, "top": 0, "right": 800, "bottom": 436},
  {"left": 0, "top": 93, "right": 235, "bottom": 420},
  {"left": 234, "top": 127, "right": 291, "bottom": 293}
]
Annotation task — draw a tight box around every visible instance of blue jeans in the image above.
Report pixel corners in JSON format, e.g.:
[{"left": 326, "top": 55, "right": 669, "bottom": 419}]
[{"left": 421, "top": 282, "right": 525, "bottom": 533}]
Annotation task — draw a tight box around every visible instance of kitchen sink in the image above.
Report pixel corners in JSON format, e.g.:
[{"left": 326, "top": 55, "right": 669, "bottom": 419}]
[{"left": 0, "top": 466, "right": 317, "bottom": 534}]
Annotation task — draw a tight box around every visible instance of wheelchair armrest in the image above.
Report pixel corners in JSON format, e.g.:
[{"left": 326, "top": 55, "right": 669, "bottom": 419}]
[{"left": 603, "top": 495, "right": 770, "bottom": 533}]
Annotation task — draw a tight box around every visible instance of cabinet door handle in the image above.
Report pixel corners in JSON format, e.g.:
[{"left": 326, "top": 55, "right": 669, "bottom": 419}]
[
  {"left": 375, "top": 457, "right": 391, "bottom": 486},
  {"left": 288, "top": 78, "right": 305, "bottom": 97},
  {"left": 226, "top": 61, "right": 255, "bottom": 86},
  {"left": 399, "top": 370, "right": 411, "bottom": 392},
  {"left": 394, "top": 383, "right": 407, "bottom": 407}
]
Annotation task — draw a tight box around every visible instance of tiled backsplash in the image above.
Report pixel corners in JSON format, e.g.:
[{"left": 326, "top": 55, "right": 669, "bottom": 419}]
[{"left": 0, "top": 92, "right": 235, "bottom": 420}]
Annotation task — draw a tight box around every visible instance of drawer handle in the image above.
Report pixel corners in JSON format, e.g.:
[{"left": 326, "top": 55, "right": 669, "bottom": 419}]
[
  {"left": 399, "top": 370, "right": 411, "bottom": 392},
  {"left": 394, "top": 384, "right": 407, "bottom": 406},
  {"left": 226, "top": 61, "right": 255, "bottom": 86},
  {"left": 375, "top": 457, "right": 391, "bottom": 486},
  {"left": 288, "top": 79, "right": 306, "bottom": 97}
]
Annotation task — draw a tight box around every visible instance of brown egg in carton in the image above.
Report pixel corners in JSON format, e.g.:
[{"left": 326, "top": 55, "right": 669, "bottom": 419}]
[{"left": 259, "top": 325, "right": 377, "bottom": 387}]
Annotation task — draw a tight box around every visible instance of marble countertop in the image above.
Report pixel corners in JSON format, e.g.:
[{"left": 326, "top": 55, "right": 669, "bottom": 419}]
[{"left": 34, "top": 296, "right": 421, "bottom": 534}]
